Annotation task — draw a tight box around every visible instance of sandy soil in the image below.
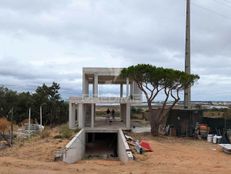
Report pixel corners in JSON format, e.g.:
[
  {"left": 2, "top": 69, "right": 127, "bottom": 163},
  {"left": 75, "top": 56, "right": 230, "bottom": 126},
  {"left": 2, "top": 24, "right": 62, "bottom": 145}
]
[{"left": 0, "top": 132, "right": 231, "bottom": 174}]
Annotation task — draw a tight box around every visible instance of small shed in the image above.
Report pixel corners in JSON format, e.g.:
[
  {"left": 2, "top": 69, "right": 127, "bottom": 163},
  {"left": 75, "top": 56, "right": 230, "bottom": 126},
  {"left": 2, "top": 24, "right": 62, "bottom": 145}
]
[{"left": 167, "top": 109, "right": 203, "bottom": 136}]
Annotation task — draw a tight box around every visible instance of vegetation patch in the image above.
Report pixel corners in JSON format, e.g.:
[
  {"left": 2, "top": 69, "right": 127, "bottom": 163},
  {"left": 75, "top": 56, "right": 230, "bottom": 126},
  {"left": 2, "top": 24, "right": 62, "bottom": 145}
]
[{"left": 57, "top": 124, "right": 79, "bottom": 139}]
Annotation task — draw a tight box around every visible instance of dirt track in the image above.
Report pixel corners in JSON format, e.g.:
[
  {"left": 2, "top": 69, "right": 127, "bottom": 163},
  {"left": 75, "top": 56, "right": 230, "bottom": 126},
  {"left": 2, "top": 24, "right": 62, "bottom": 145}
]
[{"left": 0, "top": 133, "right": 231, "bottom": 174}]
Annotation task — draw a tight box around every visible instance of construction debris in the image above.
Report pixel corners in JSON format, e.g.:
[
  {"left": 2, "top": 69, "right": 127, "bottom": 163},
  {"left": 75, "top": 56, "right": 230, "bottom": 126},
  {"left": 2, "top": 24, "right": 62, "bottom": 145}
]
[
  {"left": 134, "top": 140, "right": 143, "bottom": 154},
  {"left": 16, "top": 124, "right": 45, "bottom": 139},
  {"left": 125, "top": 134, "right": 153, "bottom": 156},
  {"left": 140, "top": 140, "right": 153, "bottom": 152},
  {"left": 219, "top": 144, "right": 231, "bottom": 154},
  {"left": 54, "top": 149, "right": 64, "bottom": 161},
  {"left": 125, "top": 135, "right": 133, "bottom": 141}
]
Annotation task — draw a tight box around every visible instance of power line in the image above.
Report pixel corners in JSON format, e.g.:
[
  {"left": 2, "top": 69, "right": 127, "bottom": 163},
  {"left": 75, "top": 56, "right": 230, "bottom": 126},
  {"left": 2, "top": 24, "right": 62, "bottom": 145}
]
[
  {"left": 192, "top": 1, "right": 231, "bottom": 21},
  {"left": 223, "top": 0, "right": 231, "bottom": 4},
  {"left": 214, "top": 0, "right": 231, "bottom": 9},
  {"left": 0, "top": 84, "right": 37, "bottom": 91}
]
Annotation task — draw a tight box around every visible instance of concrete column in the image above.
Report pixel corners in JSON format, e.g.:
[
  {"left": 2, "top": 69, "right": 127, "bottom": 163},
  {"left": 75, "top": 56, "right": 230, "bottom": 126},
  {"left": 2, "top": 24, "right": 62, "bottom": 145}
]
[
  {"left": 126, "top": 78, "right": 129, "bottom": 97},
  {"left": 120, "top": 104, "right": 126, "bottom": 123},
  {"left": 120, "top": 84, "right": 123, "bottom": 98},
  {"left": 94, "top": 104, "right": 96, "bottom": 123},
  {"left": 73, "top": 104, "right": 77, "bottom": 124},
  {"left": 78, "top": 103, "right": 84, "bottom": 128},
  {"left": 82, "top": 74, "right": 89, "bottom": 97},
  {"left": 85, "top": 79, "right": 89, "bottom": 97},
  {"left": 130, "top": 81, "right": 134, "bottom": 98},
  {"left": 126, "top": 103, "right": 131, "bottom": 129},
  {"left": 69, "top": 102, "right": 75, "bottom": 129},
  {"left": 82, "top": 73, "right": 86, "bottom": 97},
  {"left": 119, "top": 104, "right": 122, "bottom": 120},
  {"left": 93, "top": 74, "right": 98, "bottom": 97},
  {"left": 91, "top": 103, "right": 94, "bottom": 128}
]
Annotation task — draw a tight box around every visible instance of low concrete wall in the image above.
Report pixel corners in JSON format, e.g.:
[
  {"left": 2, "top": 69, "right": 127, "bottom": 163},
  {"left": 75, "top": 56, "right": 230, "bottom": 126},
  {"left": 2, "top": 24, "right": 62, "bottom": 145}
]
[
  {"left": 63, "top": 129, "right": 85, "bottom": 164},
  {"left": 118, "top": 129, "right": 133, "bottom": 163}
]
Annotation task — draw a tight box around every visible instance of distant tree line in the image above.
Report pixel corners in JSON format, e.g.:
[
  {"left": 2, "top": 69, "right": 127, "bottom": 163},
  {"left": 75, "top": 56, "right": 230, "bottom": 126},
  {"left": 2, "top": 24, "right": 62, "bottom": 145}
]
[{"left": 0, "top": 82, "right": 68, "bottom": 126}]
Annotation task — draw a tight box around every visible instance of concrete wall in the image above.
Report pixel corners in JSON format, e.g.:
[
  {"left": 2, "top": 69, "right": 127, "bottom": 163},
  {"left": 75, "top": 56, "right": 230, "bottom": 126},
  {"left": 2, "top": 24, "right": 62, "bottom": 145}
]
[
  {"left": 63, "top": 129, "right": 133, "bottom": 164},
  {"left": 117, "top": 129, "right": 133, "bottom": 163},
  {"left": 63, "top": 129, "right": 85, "bottom": 164}
]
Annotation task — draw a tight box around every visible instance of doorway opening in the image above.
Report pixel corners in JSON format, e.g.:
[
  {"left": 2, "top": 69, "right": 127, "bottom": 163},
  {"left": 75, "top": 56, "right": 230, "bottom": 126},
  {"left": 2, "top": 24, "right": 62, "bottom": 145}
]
[{"left": 85, "top": 132, "right": 118, "bottom": 159}]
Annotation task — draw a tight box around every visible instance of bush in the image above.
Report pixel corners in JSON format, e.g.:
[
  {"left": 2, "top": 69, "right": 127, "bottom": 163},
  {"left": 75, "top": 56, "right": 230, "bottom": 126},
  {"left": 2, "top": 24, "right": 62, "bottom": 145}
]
[
  {"left": 53, "top": 135, "right": 62, "bottom": 139},
  {"left": 131, "top": 107, "right": 143, "bottom": 114},
  {"left": 40, "top": 129, "right": 50, "bottom": 138},
  {"left": 59, "top": 124, "right": 73, "bottom": 139},
  {"left": 0, "top": 117, "right": 11, "bottom": 134}
]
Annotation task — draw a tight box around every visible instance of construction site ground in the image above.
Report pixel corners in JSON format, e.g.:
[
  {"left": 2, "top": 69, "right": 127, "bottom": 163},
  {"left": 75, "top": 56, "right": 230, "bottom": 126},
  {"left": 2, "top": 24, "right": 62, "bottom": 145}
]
[{"left": 0, "top": 128, "right": 231, "bottom": 174}]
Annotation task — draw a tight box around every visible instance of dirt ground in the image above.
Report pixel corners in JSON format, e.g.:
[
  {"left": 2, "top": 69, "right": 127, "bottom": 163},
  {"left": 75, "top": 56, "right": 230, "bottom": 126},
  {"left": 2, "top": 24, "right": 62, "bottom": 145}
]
[{"left": 0, "top": 130, "right": 231, "bottom": 174}]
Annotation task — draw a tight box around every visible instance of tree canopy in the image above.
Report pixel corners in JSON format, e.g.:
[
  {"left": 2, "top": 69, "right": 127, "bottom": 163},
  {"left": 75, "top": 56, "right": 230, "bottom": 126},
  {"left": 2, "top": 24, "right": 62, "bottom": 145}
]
[
  {"left": 120, "top": 64, "right": 200, "bottom": 136},
  {"left": 0, "top": 82, "right": 68, "bottom": 126}
]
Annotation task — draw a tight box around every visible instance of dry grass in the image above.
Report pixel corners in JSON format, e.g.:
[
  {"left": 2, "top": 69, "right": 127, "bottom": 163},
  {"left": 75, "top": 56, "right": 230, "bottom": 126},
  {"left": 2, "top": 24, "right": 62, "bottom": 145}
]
[{"left": 0, "top": 128, "right": 231, "bottom": 174}]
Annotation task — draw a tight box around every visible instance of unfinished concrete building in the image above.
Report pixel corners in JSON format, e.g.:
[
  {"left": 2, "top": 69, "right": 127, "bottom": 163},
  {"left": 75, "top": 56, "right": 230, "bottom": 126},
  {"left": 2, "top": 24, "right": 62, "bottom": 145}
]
[{"left": 63, "top": 68, "right": 142, "bottom": 163}]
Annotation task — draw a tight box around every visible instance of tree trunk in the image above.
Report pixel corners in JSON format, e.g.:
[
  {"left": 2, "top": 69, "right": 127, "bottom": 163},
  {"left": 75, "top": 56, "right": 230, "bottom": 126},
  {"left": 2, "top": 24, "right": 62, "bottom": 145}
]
[
  {"left": 150, "top": 117, "right": 159, "bottom": 136},
  {"left": 148, "top": 101, "right": 160, "bottom": 136}
]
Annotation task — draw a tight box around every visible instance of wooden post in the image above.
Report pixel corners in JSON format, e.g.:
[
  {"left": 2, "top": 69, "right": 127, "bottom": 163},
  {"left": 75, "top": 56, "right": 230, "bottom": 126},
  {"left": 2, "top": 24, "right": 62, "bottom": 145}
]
[
  {"left": 10, "top": 107, "right": 13, "bottom": 146},
  {"left": 28, "top": 107, "right": 31, "bottom": 136},
  {"left": 40, "top": 105, "right": 42, "bottom": 125}
]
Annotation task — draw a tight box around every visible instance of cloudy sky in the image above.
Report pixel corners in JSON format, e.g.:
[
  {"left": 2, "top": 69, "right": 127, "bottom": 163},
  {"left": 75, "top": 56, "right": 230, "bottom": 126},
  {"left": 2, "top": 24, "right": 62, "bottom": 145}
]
[{"left": 0, "top": 0, "right": 231, "bottom": 101}]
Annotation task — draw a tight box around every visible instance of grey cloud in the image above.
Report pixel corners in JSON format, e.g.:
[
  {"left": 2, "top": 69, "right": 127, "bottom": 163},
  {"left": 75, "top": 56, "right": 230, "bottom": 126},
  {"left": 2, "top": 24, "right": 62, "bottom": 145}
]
[
  {"left": 0, "top": 0, "right": 230, "bottom": 100},
  {"left": 0, "top": 0, "right": 66, "bottom": 13},
  {"left": 0, "top": 56, "right": 81, "bottom": 80}
]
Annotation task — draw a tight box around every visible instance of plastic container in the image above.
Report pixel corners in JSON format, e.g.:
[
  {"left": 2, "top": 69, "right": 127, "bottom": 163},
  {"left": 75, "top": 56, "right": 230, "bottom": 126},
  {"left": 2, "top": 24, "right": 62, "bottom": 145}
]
[
  {"left": 207, "top": 134, "right": 213, "bottom": 143},
  {"left": 213, "top": 135, "right": 217, "bottom": 144}
]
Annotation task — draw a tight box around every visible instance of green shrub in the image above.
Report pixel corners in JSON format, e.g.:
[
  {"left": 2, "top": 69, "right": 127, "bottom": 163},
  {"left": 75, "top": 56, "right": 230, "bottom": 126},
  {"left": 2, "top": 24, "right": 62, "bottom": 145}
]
[{"left": 59, "top": 124, "right": 73, "bottom": 139}]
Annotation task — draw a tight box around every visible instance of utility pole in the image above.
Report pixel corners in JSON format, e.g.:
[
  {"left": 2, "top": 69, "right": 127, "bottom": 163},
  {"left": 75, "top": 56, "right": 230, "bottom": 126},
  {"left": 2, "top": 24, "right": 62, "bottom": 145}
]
[{"left": 184, "top": 0, "right": 191, "bottom": 109}]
